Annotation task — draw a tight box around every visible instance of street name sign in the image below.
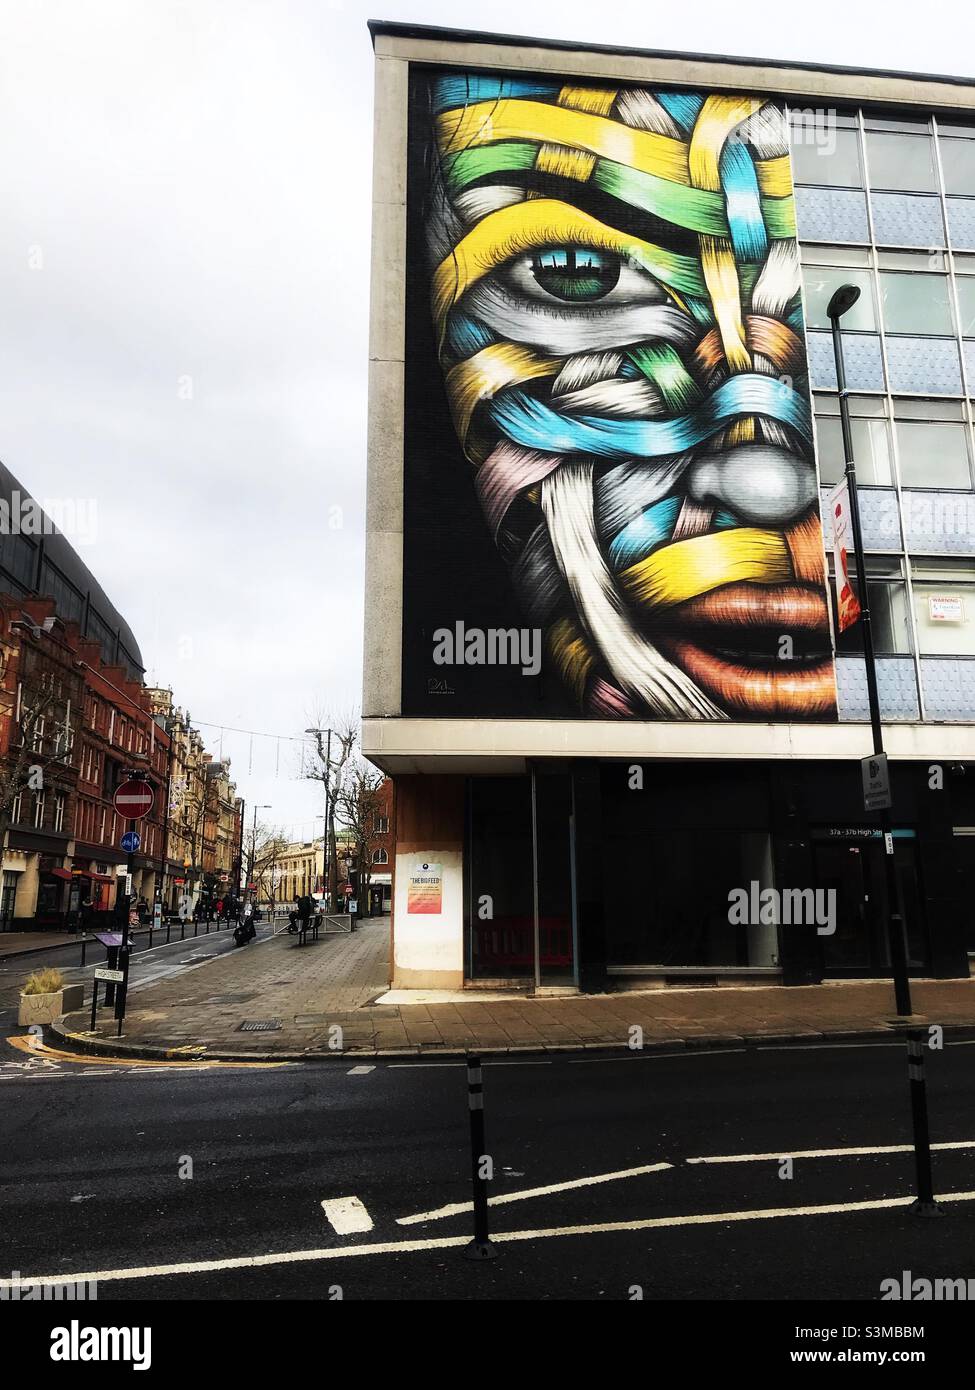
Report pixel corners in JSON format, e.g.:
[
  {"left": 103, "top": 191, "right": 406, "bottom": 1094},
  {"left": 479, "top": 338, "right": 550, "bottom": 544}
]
[{"left": 861, "top": 752, "right": 892, "bottom": 812}]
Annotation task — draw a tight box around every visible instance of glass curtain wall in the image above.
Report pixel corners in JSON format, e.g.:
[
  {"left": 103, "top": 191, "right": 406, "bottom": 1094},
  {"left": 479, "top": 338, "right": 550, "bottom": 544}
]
[{"left": 792, "top": 106, "right": 975, "bottom": 719}]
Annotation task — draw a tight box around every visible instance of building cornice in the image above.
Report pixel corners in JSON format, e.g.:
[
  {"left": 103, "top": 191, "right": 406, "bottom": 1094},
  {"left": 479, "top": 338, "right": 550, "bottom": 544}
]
[{"left": 367, "top": 20, "right": 975, "bottom": 112}]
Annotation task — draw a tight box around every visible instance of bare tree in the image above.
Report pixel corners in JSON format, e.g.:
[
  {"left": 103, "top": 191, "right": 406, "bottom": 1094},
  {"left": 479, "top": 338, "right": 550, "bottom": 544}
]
[
  {"left": 304, "top": 708, "right": 359, "bottom": 908},
  {"left": 243, "top": 822, "right": 289, "bottom": 903},
  {"left": 334, "top": 757, "right": 384, "bottom": 909}
]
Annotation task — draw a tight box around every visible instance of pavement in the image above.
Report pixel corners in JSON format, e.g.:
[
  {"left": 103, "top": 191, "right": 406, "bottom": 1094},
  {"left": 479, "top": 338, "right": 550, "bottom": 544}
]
[{"left": 49, "top": 911, "right": 975, "bottom": 1061}]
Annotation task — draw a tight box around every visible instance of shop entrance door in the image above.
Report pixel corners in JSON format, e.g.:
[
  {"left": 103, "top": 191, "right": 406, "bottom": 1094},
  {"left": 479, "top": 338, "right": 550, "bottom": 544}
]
[
  {"left": 813, "top": 831, "right": 928, "bottom": 976},
  {"left": 467, "top": 772, "right": 577, "bottom": 987}
]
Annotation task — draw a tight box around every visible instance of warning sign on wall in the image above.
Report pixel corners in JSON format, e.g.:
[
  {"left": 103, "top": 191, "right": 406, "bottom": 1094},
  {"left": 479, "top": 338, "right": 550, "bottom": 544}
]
[{"left": 407, "top": 861, "right": 442, "bottom": 914}]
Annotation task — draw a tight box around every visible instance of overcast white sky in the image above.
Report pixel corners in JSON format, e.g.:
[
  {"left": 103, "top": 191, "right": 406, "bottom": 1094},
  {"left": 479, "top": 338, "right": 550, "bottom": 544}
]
[{"left": 0, "top": 0, "right": 971, "bottom": 837}]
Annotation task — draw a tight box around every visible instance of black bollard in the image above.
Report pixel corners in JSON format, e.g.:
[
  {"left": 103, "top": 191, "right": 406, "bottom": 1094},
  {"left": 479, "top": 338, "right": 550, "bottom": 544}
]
[
  {"left": 80, "top": 935, "right": 87, "bottom": 967},
  {"left": 907, "top": 1029, "right": 942, "bottom": 1217},
  {"left": 89, "top": 978, "right": 98, "bottom": 1032},
  {"left": 463, "top": 1054, "right": 497, "bottom": 1260}
]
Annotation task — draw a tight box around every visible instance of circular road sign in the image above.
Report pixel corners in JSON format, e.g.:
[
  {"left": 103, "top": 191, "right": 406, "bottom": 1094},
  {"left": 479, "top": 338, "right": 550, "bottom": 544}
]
[{"left": 113, "top": 780, "right": 154, "bottom": 820}]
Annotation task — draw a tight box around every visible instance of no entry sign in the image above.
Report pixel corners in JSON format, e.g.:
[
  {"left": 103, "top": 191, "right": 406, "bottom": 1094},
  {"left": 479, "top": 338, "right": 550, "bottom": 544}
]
[{"left": 113, "top": 780, "right": 154, "bottom": 820}]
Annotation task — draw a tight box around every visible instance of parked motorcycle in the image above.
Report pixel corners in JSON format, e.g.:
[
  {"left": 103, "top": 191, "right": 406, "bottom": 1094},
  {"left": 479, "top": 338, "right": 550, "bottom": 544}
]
[{"left": 233, "top": 917, "right": 257, "bottom": 947}]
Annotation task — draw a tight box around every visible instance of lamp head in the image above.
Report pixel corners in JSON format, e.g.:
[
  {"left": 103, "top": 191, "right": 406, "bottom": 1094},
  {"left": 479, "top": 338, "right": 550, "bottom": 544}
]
[{"left": 826, "top": 284, "right": 861, "bottom": 321}]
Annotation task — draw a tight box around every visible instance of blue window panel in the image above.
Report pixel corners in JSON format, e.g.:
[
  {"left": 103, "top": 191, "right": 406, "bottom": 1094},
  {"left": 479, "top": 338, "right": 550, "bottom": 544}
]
[
  {"left": 902, "top": 492, "right": 975, "bottom": 553},
  {"left": 920, "top": 658, "right": 975, "bottom": 719},
  {"left": 947, "top": 198, "right": 975, "bottom": 250},
  {"left": 807, "top": 331, "right": 885, "bottom": 390},
  {"left": 860, "top": 489, "right": 904, "bottom": 549},
  {"left": 870, "top": 193, "right": 945, "bottom": 247},
  {"left": 884, "top": 337, "right": 963, "bottom": 394},
  {"left": 818, "top": 488, "right": 902, "bottom": 551},
  {"left": 836, "top": 656, "right": 920, "bottom": 720},
  {"left": 795, "top": 186, "right": 870, "bottom": 243}
]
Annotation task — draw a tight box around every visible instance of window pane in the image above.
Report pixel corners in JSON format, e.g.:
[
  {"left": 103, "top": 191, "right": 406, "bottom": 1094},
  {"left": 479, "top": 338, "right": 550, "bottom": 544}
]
[
  {"left": 879, "top": 272, "right": 953, "bottom": 333},
  {"left": 815, "top": 415, "right": 893, "bottom": 485},
  {"left": 956, "top": 277, "right": 975, "bottom": 337},
  {"left": 940, "top": 138, "right": 975, "bottom": 197},
  {"left": 791, "top": 127, "right": 862, "bottom": 187},
  {"left": 802, "top": 267, "right": 875, "bottom": 330},
  {"left": 884, "top": 337, "right": 962, "bottom": 394},
  {"left": 914, "top": 585, "right": 975, "bottom": 654},
  {"left": 870, "top": 193, "right": 945, "bottom": 247},
  {"left": 896, "top": 420, "right": 973, "bottom": 488},
  {"left": 794, "top": 186, "right": 869, "bottom": 242},
  {"left": 837, "top": 581, "right": 913, "bottom": 653},
  {"left": 866, "top": 132, "right": 938, "bottom": 191}
]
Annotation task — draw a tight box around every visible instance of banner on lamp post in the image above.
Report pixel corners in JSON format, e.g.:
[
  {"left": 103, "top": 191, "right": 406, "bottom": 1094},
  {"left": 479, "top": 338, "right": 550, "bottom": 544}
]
[{"left": 827, "top": 478, "right": 862, "bottom": 634}]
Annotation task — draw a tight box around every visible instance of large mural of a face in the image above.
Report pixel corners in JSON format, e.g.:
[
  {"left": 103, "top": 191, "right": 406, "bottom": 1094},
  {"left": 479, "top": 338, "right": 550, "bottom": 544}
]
[{"left": 421, "top": 73, "right": 837, "bottom": 720}]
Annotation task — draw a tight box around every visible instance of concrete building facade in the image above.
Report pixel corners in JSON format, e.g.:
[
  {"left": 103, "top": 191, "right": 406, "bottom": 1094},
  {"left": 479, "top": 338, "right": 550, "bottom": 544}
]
[{"left": 364, "top": 23, "right": 975, "bottom": 992}]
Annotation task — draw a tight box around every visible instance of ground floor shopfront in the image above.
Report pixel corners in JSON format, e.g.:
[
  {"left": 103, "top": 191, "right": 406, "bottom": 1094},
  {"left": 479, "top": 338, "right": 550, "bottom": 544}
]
[
  {"left": 389, "top": 761, "right": 975, "bottom": 992},
  {"left": 0, "top": 838, "right": 178, "bottom": 931}
]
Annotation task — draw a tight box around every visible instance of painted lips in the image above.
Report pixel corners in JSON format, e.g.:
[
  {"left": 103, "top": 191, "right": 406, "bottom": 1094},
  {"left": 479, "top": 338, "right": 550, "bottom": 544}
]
[{"left": 656, "top": 582, "right": 838, "bottom": 718}]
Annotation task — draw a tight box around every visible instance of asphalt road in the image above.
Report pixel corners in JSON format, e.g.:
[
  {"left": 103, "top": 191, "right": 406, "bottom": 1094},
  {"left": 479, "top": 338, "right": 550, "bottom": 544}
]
[{"left": 2, "top": 1037, "right": 975, "bottom": 1303}]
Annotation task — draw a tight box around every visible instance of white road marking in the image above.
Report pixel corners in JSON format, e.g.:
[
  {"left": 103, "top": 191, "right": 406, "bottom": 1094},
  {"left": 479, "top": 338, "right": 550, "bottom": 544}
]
[
  {"left": 687, "top": 1140, "right": 975, "bottom": 1165},
  {"left": 347, "top": 1065, "right": 375, "bottom": 1075},
  {"left": 397, "top": 1162, "right": 674, "bottom": 1225},
  {"left": 7, "top": 1190, "right": 975, "bottom": 1288},
  {"left": 321, "top": 1197, "right": 374, "bottom": 1234}
]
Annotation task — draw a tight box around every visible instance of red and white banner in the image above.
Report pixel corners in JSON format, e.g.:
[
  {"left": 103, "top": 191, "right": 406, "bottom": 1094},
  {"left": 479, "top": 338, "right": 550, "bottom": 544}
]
[{"left": 827, "top": 479, "right": 862, "bottom": 634}]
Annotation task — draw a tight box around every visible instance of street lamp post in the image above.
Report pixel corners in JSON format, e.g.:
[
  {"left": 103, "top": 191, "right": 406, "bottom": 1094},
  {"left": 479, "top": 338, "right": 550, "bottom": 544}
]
[
  {"left": 828, "top": 285, "right": 939, "bottom": 1217},
  {"left": 827, "top": 286, "right": 912, "bottom": 1018}
]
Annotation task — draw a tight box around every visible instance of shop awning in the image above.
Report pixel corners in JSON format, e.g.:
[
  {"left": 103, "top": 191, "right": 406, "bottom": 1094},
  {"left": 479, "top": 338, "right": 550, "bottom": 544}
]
[{"left": 48, "top": 868, "right": 73, "bottom": 881}]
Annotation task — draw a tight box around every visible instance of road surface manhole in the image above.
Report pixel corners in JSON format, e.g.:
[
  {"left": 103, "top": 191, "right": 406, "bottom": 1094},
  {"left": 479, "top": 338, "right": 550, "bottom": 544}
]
[{"left": 238, "top": 1019, "right": 282, "bottom": 1033}]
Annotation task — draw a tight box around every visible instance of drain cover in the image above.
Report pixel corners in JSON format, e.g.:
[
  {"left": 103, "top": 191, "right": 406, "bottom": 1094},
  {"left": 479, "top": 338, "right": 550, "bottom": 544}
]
[{"left": 238, "top": 1019, "right": 282, "bottom": 1033}]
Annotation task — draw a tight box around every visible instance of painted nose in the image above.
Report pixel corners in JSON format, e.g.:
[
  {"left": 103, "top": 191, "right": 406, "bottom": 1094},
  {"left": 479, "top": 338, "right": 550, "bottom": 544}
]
[{"left": 686, "top": 444, "right": 817, "bottom": 528}]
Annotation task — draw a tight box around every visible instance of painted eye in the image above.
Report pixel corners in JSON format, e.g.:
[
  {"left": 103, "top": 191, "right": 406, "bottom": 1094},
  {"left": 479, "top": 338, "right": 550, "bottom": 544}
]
[{"left": 530, "top": 248, "right": 622, "bottom": 302}]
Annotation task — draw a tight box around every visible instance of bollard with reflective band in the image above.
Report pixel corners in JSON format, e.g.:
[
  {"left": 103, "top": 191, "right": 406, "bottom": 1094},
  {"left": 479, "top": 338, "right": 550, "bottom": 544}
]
[
  {"left": 906, "top": 1029, "right": 941, "bottom": 1217},
  {"left": 463, "top": 1054, "right": 497, "bottom": 1261}
]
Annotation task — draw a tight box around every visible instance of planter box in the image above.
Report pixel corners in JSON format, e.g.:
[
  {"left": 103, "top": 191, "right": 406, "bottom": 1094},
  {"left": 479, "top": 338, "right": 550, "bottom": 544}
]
[{"left": 18, "top": 990, "right": 64, "bottom": 1027}]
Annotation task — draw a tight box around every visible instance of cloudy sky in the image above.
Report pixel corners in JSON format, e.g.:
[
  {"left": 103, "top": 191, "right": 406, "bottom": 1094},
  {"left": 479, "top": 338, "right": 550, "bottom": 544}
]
[{"left": 0, "top": 0, "right": 971, "bottom": 836}]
